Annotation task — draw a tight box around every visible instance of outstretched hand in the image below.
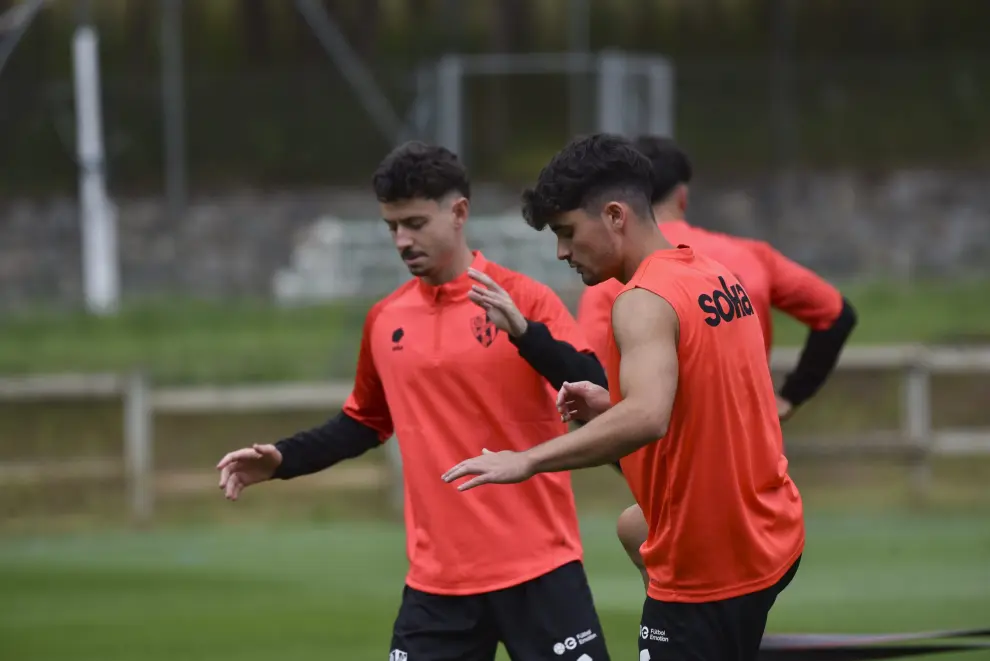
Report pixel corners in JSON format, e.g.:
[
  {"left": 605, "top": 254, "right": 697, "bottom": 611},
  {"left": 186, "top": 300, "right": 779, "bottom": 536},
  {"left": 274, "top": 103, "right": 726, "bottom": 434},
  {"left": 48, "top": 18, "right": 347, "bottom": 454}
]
[
  {"left": 216, "top": 443, "right": 282, "bottom": 501},
  {"left": 442, "top": 448, "right": 535, "bottom": 492},
  {"left": 557, "top": 380, "right": 612, "bottom": 423},
  {"left": 466, "top": 268, "right": 528, "bottom": 337}
]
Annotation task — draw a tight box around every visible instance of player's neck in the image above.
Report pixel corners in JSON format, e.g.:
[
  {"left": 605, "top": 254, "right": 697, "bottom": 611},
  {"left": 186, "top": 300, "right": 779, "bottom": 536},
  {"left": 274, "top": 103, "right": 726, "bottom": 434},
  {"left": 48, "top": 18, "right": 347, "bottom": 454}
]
[
  {"left": 619, "top": 225, "right": 676, "bottom": 283},
  {"left": 652, "top": 204, "right": 684, "bottom": 225},
  {"left": 422, "top": 244, "right": 475, "bottom": 286}
]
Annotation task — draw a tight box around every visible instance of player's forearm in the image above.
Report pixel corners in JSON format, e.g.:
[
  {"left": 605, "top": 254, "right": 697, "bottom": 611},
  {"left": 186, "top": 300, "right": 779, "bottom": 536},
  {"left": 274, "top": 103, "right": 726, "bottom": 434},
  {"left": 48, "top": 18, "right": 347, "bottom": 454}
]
[
  {"left": 272, "top": 412, "right": 381, "bottom": 479},
  {"left": 510, "top": 320, "right": 608, "bottom": 389},
  {"left": 524, "top": 398, "right": 666, "bottom": 473},
  {"left": 780, "top": 297, "right": 858, "bottom": 407}
]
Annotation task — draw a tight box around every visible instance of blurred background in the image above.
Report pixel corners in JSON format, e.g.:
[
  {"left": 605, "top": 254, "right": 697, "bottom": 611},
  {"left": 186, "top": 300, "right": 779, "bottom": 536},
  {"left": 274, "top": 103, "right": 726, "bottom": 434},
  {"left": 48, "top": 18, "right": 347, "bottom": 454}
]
[{"left": 0, "top": 1, "right": 988, "bottom": 660}]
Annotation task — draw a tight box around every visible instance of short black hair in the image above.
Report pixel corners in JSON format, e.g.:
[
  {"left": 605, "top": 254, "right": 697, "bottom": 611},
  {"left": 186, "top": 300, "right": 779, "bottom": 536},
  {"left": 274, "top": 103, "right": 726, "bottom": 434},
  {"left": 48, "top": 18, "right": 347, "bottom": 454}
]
[
  {"left": 372, "top": 141, "right": 470, "bottom": 203},
  {"left": 522, "top": 134, "right": 655, "bottom": 231},
  {"left": 632, "top": 135, "right": 693, "bottom": 204}
]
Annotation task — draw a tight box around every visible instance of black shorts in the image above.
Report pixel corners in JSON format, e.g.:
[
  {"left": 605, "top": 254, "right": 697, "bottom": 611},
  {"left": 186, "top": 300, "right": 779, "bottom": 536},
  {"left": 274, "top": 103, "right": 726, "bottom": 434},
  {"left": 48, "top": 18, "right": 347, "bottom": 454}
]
[
  {"left": 389, "top": 560, "right": 610, "bottom": 661},
  {"left": 638, "top": 556, "right": 801, "bottom": 661}
]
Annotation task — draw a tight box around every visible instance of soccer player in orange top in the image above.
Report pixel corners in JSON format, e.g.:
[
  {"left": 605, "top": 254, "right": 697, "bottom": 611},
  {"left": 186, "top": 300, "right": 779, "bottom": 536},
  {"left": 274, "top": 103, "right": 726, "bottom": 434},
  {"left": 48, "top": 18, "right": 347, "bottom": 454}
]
[
  {"left": 578, "top": 136, "right": 857, "bottom": 588},
  {"left": 444, "top": 134, "right": 804, "bottom": 661},
  {"left": 216, "top": 142, "right": 612, "bottom": 661}
]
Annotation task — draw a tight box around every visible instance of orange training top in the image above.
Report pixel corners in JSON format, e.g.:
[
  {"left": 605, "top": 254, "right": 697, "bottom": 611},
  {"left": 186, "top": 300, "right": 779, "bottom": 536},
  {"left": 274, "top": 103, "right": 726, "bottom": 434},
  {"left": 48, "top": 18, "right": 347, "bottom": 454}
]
[
  {"left": 607, "top": 246, "right": 805, "bottom": 603},
  {"left": 343, "top": 251, "right": 588, "bottom": 595},
  {"left": 578, "top": 221, "right": 843, "bottom": 368}
]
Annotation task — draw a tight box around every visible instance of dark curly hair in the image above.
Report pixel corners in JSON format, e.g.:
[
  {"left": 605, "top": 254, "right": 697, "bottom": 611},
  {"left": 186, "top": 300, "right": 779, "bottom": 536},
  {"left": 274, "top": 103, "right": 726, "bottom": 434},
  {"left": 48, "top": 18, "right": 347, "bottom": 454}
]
[
  {"left": 522, "top": 134, "right": 654, "bottom": 231},
  {"left": 372, "top": 141, "right": 470, "bottom": 203},
  {"left": 632, "top": 135, "right": 693, "bottom": 204}
]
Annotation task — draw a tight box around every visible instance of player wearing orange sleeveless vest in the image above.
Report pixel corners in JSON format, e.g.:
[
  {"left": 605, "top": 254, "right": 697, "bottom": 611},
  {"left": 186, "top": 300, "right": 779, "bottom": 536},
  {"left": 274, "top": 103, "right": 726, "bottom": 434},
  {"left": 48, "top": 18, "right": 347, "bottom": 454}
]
[
  {"left": 578, "top": 136, "right": 858, "bottom": 588},
  {"left": 444, "top": 134, "right": 804, "bottom": 661}
]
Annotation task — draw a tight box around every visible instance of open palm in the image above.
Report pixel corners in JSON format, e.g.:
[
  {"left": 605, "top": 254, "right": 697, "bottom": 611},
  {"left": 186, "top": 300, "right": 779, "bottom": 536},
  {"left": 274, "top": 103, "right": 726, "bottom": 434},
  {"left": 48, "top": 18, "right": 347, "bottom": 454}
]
[{"left": 442, "top": 448, "right": 535, "bottom": 491}]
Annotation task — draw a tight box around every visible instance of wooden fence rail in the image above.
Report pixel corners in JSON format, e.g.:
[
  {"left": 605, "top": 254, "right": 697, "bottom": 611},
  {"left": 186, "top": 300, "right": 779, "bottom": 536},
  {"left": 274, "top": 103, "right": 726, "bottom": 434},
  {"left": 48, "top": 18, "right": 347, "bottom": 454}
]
[{"left": 2, "top": 344, "right": 989, "bottom": 522}]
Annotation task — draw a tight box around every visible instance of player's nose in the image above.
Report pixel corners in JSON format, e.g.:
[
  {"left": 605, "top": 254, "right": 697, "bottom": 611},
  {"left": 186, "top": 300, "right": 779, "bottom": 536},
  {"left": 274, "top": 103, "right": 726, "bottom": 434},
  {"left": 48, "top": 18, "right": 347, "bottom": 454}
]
[
  {"left": 555, "top": 241, "right": 570, "bottom": 262},
  {"left": 393, "top": 228, "right": 415, "bottom": 250}
]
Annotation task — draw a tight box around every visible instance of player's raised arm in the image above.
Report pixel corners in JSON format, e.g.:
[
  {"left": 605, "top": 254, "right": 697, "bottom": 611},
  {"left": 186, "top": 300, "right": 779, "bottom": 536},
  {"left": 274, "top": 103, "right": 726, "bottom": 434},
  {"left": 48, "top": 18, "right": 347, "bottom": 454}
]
[
  {"left": 755, "top": 241, "right": 858, "bottom": 416},
  {"left": 443, "top": 287, "right": 678, "bottom": 489},
  {"left": 467, "top": 268, "right": 607, "bottom": 389}
]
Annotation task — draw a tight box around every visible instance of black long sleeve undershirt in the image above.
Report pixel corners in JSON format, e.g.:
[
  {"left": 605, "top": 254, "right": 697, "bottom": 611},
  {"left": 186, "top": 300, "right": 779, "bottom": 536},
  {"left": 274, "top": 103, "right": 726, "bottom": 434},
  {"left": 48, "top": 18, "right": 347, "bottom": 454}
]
[
  {"left": 272, "top": 412, "right": 381, "bottom": 480},
  {"left": 509, "top": 320, "right": 609, "bottom": 390},
  {"left": 779, "top": 297, "right": 858, "bottom": 407}
]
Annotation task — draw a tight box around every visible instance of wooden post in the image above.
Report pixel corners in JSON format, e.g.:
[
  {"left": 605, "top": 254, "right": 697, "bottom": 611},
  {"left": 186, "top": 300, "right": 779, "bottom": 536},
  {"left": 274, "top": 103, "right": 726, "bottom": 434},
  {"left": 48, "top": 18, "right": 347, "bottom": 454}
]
[
  {"left": 123, "top": 371, "right": 153, "bottom": 524},
  {"left": 902, "top": 350, "right": 932, "bottom": 503}
]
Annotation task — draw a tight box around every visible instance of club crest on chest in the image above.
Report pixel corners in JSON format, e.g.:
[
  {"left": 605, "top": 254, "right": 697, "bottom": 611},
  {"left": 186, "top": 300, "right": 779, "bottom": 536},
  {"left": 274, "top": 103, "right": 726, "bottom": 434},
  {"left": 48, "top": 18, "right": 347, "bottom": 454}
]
[{"left": 470, "top": 313, "right": 498, "bottom": 348}]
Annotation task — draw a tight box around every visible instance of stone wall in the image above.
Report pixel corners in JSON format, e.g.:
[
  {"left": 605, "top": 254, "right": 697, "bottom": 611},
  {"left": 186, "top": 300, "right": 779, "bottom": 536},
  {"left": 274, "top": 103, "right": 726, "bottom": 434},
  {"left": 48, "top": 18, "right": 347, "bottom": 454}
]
[{"left": 1, "top": 171, "right": 987, "bottom": 310}]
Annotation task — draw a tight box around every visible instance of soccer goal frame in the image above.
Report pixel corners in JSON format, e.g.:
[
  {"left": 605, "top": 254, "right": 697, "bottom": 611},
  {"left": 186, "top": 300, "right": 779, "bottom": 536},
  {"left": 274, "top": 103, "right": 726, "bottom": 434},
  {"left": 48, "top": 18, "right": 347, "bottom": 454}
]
[{"left": 407, "top": 50, "right": 675, "bottom": 161}]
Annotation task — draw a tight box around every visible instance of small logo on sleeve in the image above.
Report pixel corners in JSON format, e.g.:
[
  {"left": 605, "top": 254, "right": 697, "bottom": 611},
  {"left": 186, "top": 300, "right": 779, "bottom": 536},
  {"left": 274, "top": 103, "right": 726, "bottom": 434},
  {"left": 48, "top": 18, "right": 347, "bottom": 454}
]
[
  {"left": 391, "top": 327, "right": 404, "bottom": 351},
  {"left": 470, "top": 313, "right": 498, "bottom": 348}
]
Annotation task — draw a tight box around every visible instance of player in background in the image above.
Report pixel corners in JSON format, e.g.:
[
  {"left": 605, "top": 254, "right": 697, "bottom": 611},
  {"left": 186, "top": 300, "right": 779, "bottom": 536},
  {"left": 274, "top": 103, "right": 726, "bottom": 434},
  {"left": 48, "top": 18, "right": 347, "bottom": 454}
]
[
  {"left": 580, "top": 136, "right": 858, "bottom": 409},
  {"left": 216, "top": 142, "right": 611, "bottom": 661},
  {"left": 577, "top": 136, "right": 857, "bottom": 588},
  {"left": 444, "top": 134, "right": 804, "bottom": 661}
]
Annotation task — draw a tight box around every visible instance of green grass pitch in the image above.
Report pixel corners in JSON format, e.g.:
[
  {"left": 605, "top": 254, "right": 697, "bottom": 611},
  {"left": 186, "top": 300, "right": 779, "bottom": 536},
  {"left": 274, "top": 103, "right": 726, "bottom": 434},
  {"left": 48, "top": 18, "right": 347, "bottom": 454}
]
[{"left": 1, "top": 513, "right": 988, "bottom": 661}]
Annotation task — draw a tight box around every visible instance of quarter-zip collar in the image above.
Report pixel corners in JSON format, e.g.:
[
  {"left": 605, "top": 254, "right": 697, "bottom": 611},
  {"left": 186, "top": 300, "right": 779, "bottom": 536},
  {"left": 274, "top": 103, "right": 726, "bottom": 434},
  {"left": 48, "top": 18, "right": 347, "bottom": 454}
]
[{"left": 417, "top": 250, "right": 489, "bottom": 305}]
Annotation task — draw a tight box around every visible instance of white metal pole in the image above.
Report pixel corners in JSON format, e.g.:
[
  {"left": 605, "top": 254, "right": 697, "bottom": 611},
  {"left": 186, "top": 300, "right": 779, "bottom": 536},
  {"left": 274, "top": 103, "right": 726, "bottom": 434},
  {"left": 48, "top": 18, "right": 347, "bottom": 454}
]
[
  {"left": 72, "top": 23, "right": 119, "bottom": 314},
  {"left": 436, "top": 54, "right": 462, "bottom": 156},
  {"left": 647, "top": 59, "right": 675, "bottom": 137},
  {"left": 596, "top": 51, "right": 626, "bottom": 135}
]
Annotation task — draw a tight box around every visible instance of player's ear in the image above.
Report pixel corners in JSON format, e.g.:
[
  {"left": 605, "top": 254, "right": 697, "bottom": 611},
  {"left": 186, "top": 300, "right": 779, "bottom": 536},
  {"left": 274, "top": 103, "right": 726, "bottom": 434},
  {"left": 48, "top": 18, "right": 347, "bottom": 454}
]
[
  {"left": 451, "top": 196, "right": 470, "bottom": 229},
  {"left": 602, "top": 201, "right": 626, "bottom": 231}
]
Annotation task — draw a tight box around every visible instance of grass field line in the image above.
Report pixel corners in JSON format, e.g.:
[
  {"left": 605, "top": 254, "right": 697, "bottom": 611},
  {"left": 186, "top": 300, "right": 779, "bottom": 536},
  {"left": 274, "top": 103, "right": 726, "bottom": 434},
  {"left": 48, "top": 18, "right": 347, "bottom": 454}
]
[{"left": 0, "top": 458, "right": 386, "bottom": 491}]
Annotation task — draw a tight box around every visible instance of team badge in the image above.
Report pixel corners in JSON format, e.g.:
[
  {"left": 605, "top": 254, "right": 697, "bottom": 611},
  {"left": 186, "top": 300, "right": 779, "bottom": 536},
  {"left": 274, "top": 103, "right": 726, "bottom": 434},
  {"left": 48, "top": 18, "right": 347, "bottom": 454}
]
[{"left": 470, "top": 313, "right": 498, "bottom": 348}]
